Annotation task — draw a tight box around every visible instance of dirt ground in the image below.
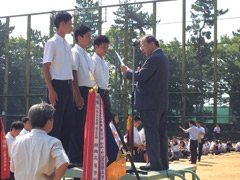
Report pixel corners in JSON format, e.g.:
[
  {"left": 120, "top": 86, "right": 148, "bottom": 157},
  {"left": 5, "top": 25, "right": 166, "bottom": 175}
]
[{"left": 168, "top": 151, "right": 240, "bottom": 180}]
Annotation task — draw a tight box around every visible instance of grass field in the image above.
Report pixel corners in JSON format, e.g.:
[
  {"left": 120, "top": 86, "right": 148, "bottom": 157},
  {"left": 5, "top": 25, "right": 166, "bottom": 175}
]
[{"left": 168, "top": 151, "right": 240, "bottom": 180}]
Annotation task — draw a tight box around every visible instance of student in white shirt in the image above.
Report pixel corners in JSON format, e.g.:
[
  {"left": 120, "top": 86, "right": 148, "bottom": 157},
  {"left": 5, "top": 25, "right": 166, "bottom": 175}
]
[
  {"left": 109, "top": 114, "right": 121, "bottom": 148},
  {"left": 196, "top": 120, "right": 205, "bottom": 162},
  {"left": 10, "top": 103, "right": 69, "bottom": 180},
  {"left": 17, "top": 116, "right": 32, "bottom": 138},
  {"left": 133, "top": 116, "right": 145, "bottom": 162},
  {"left": 179, "top": 120, "right": 200, "bottom": 164},
  {"left": 92, "top": 35, "right": 119, "bottom": 166},
  {"left": 43, "top": 11, "right": 76, "bottom": 154},
  {"left": 5, "top": 121, "right": 23, "bottom": 180},
  {"left": 213, "top": 124, "right": 221, "bottom": 140},
  {"left": 68, "top": 24, "right": 93, "bottom": 167},
  {"left": 6, "top": 121, "right": 23, "bottom": 159}
]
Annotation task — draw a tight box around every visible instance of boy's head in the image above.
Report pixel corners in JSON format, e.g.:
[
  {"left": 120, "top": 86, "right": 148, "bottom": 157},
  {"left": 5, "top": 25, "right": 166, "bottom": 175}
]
[
  {"left": 74, "top": 24, "right": 91, "bottom": 48},
  {"left": 189, "top": 120, "right": 195, "bottom": 127},
  {"left": 94, "top": 35, "right": 109, "bottom": 58},
  {"left": 134, "top": 115, "right": 141, "bottom": 128},
  {"left": 10, "top": 121, "right": 23, "bottom": 137},
  {"left": 112, "top": 114, "right": 119, "bottom": 124},
  {"left": 54, "top": 11, "right": 72, "bottom": 33},
  {"left": 21, "top": 116, "right": 32, "bottom": 131},
  {"left": 28, "top": 103, "right": 55, "bottom": 133},
  {"left": 196, "top": 120, "right": 201, "bottom": 127}
]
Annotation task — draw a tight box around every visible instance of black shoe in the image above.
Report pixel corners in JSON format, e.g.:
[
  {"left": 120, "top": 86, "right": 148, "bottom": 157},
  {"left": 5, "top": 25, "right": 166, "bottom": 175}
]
[
  {"left": 139, "top": 165, "right": 162, "bottom": 171},
  {"left": 190, "top": 162, "right": 196, "bottom": 164},
  {"left": 198, "top": 159, "right": 201, "bottom": 162}
]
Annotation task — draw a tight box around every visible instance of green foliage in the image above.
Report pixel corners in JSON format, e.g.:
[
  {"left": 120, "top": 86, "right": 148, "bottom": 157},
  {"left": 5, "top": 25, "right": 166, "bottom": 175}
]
[
  {"left": 218, "top": 34, "right": 240, "bottom": 120},
  {"left": 74, "top": 0, "right": 100, "bottom": 37},
  {"left": 186, "top": 0, "right": 228, "bottom": 121}
]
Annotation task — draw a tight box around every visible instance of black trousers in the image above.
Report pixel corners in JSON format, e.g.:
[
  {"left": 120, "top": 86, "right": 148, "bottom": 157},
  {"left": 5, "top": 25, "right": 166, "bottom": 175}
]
[
  {"left": 190, "top": 139, "right": 198, "bottom": 163},
  {"left": 198, "top": 138, "right": 204, "bottom": 161},
  {"left": 47, "top": 80, "right": 73, "bottom": 154},
  {"left": 140, "top": 109, "right": 169, "bottom": 170},
  {"left": 68, "top": 86, "right": 91, "bottom": 163},
  {"left": 98, "top": 89, "right": 119, "bottom": 166}
]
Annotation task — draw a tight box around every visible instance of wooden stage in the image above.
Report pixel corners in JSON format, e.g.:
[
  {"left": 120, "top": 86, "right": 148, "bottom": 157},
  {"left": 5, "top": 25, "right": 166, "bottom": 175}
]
[{"left": 63, "top": 162, "right": 199, "bottom": 180}]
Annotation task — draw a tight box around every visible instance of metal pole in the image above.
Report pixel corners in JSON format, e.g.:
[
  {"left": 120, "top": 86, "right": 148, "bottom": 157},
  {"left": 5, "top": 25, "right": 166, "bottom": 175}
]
[
  {"left": 123, "top": 5, "right": 128, "bottom": 119},
  {"left": 98, "top": 7, "right": 102, "bottom": 35},
  {"left": 49, "top": 12, "right": 54, "bottom": 37},
  {"left": 181, "top": 0, "right": 186, "bottom": 127},
  {"left": 213, "top": 0, "right": 218, "bottom": 125},
  {"left": 25, "top": 15, "right": 31, "bottom": 114},
  {"left": 2, "top": 17, "right": 10, "bottom": 127},
  {"left": 131, "top": 41, "right": 136, "bottom": 160},
  {"left": 152, "top": 1, "right": 157, "bottom": 37}
]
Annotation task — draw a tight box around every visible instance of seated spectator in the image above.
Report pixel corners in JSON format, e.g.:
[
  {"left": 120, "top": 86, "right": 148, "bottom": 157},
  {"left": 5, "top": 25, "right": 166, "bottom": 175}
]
[
  {"left": 17, "top": 116, "right": 32, "bottom": 138},
  {"left": 226, "top": 138, "right": 234, "bottom": 152},
  {"left": 168, "top": 145, "right": 174, "bottom": 161},
  {"left": 235, "top": 142, "right": 240, "bottom": 152},
  {"left": 179, "top": 140, "right": 190, "bottom": 158},
  {"left": 183, "top": 138, "right": 190, "bottom": 152},
  {"left": 218, "top": 138, "right": 226, "bottom": 153},
  {"left": 10, "top": 103, "right": 69, "bottom": 180},
  {"left": 171, "top": 136, "right": 183, "bottom": 160},
  {"left": 210, "top": 140, "right": 220, "bottom": 155},
  {"left": 202, "top": 138, "right": 210, "bottom": 155},
  {"left": 177, "top": 134, "right": 183, "bottom": 140},
  {"left": 109, "top": 114, "right": 121, "bottom": 148},
  {"left": 133, "top": 116, "right": 145, "bottom": 162}
]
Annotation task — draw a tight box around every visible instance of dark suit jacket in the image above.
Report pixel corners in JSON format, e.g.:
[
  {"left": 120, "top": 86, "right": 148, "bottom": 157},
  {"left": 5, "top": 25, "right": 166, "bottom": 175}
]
[{"left": 126, "top": 48, "right": 169, "bottom": 110}]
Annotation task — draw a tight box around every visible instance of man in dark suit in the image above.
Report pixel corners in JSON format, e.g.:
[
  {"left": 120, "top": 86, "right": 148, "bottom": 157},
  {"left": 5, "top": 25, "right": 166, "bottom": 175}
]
[{"left": 121, "top": 34, "right": 169, "bottom": 171}]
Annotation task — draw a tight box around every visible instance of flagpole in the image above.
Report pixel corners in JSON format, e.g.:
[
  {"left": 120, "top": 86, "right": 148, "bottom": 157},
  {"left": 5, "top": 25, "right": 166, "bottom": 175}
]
[{"left": 131, "top": 39, "right": 136, "bottom": 159}]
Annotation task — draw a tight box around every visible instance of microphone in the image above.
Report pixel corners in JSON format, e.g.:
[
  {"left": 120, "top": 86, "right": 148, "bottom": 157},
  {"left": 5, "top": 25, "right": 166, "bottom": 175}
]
[{"left": 132, "top": 38, "right": 138, "bottom": 46}]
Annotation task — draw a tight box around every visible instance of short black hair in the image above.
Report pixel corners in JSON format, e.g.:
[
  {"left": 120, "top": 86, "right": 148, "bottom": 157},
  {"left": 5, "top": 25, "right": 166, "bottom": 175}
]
[
  {"left": 28, "top": 103, "right": 55, "bottom": 128},
  {"left": 10, "top": 121, "right": 23, "bottom": 131},
  {"left": 21, "top": 116, "right": 30, "bottom": 123},
  {"left": 54, "top": 11, "right": 72, "bottom": 29},
  {"left": 74, "top": 24, "right": 91, "bottom": 43},
  {"left": 196, "top": 120, "right": 201, "bottom": 124},
  {"left": 94, "top": 35, "right": 109, "bottom": 46},
  {"left": 134, "top": 115, "right": 141, "bottom": 122},
  {"left": 189, "top": 120, "right": 195, "bottom": 125},
  {"left": 142, "top": 34, "right": 159, "bottom": 47}
]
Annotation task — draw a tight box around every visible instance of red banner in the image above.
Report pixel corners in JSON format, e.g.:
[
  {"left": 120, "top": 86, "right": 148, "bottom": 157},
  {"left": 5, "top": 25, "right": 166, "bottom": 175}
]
[
  {"left": 0, "top": 117, "right": 10, "bottom": 179},
  {"left": 82, "top": 91, "right": 107, "bottom": 180}
]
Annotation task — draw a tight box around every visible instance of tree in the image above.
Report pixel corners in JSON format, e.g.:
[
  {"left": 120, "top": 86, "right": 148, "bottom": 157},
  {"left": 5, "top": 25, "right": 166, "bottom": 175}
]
[
  {"left": 218, "top": 34, "right": 240, "bottom": 127},
  {"left": 186, "top": 0, "right": 228, "bottom": 121},
  {"left": 74, "top": 0, "right": 100, "bottom": 38}
]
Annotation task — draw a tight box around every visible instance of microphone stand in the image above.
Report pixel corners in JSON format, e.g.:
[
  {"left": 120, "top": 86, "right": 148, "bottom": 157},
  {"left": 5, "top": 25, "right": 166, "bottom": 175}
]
[{"left": 123, "top": 40, "right": 147, "bottom": 176}]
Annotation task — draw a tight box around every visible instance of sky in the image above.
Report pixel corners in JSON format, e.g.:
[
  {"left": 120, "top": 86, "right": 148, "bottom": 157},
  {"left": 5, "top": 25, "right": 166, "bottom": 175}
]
[{"left": 0, "top": 0, "right": 240, "bottom": 43}]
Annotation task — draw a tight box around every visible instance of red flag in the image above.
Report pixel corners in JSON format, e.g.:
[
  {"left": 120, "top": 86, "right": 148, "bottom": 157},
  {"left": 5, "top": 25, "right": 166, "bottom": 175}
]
[
  {"left": 0, "top": 117, "right": 10, "bottom": 179},
  {"left": 82, "top": 91, "right": 107, "bottom": 180}
]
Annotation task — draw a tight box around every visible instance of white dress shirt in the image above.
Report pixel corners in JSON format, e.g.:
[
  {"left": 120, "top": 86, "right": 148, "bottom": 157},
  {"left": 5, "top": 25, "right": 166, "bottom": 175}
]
[
  {"left": 139, "top": 128, "right": 146, "bottom": 144},
  {"left": 134, "top": 127, "right": 141, "bottom": 145},
  {"left": 109, "top": 122, "right": 120, "bottom": 147},
  {"left": 10, "top": 129, "right": 69, "bottom": 180},
  {"left": 72, "top": 44, "right": 94, "bottom": 87},
  {"left": 17, "top": 128, "right": 29, "bottom": 138},
  {"left": 214, "top": 127, "right": 221, "bottom": 133},
  {"left": 43, "top": 34, "right": 74, "bottom": 80},
  {"left": 198, "top": 126, "right": 205, "bottom": 139},
  {"left": 92, "top": 53, "right": 109, "bottom": 90},
  {"left": 6, "top": 132, "right": 15, "bottom": 159},
  {"left": 183, "top": 125, "right": 199, "bottom": 141}
]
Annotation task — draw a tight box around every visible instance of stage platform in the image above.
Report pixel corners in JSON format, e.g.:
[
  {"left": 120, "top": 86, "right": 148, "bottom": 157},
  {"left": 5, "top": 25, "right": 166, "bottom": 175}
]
[{"left": 63, "top": 162, "right": 199, "bottom": 180}]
